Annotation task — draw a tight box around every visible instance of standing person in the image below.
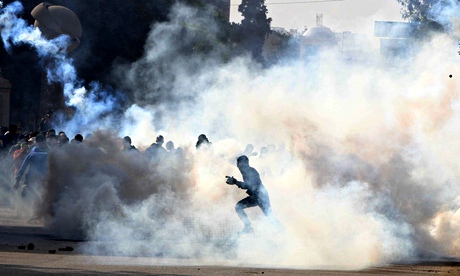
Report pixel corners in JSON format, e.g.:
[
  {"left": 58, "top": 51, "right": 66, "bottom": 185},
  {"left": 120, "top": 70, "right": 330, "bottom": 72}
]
[
  {"left": 165, "top": 140, "right": 177, "bottom": 154},
  {"left": 0, "top": 124, "right": 19, "bottom": 152},
  {"left": 12, "top": 142, "right": 30, "bottom": 177},
  {"left": 144, "top": 135, "right": 167, "bottom": 159},
  {"left": 57, "top": 135, "right": 69, "bottom": 147},
  {"left": 122, "top": 136, "right": 139, "bottom": 152},
  {"left": 39, "top": 110, "right": 53, "bottom": 132},
  {"left": 74, "top": 134, "right": 83, "bottom": 143},
  {"left": 47, "top": 135, "right": 59, "bottom": 148},
  {"left": 46, "top": 129, "right": 56, "bottom": 142},
  {"left": 8, "top": 135, "right": 27, "bottom": 156},
  {"left": 226, "top": 155, "right": 280, "bottom": 234},
  {"left": 13, "top": 134, "right": 49, "bottom": 223},
  {"left": 195, "top": 134, "right": 211, "bottom": 150},
  {"left": 243, "top": 144, "right": 257, "bottom": 157},
  {"left": 57, "top": 132, "right": 69, "bottom": 147}
]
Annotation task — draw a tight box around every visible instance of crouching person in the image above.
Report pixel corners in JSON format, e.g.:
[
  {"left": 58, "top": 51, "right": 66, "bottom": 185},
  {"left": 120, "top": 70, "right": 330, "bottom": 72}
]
[{"left": 226, "top": 155, "right": 281, "bottom": 234}]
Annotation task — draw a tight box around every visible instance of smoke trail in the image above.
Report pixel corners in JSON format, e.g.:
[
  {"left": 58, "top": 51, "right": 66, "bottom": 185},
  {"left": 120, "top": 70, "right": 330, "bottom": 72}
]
[
  {"left": 3, "top": 0, "right": 460, "bottom": 271},
  {"left": 0, "top": 1, "right": 69, "bottom": 55},
  {"left": 0, "top": 1, "right": 125, "bottom": 136}
]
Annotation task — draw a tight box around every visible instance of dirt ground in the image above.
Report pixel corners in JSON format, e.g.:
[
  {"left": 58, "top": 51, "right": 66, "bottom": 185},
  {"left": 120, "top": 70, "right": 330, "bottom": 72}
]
[{"left": 0, "top": 207, "right": 459, "bottom": 275}]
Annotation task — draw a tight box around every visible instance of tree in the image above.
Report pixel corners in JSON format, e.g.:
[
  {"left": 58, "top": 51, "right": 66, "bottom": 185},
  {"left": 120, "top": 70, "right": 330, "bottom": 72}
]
[
  {"left": 396, "top": 0, "right": 457, "bottom": 33},
  {"left": 237, "top": 0, "right": 272, "bottom": 63}
]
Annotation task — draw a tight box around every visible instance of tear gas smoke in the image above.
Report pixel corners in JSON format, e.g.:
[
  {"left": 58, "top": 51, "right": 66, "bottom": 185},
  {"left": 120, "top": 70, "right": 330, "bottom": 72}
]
[
  {"left": 2, "top": 0, "right": 460, "bottom": 270},
  {"left": 429, "top": 0, "right": 460, "bottom": 35}
]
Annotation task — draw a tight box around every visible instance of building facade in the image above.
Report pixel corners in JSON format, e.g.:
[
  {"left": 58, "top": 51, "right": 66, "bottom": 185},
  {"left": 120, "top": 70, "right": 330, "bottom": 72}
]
[{"left": 0, "top": 70, "right": 11, "bottom": 127}]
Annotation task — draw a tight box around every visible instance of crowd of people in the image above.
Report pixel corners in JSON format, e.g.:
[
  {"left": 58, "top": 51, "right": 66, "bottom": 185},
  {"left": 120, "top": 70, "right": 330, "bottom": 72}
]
[
  {"left": 0, "top": 111, "right": 280, "bottom": 233},
  {"left": 0, "top": 115, "right": 90, "bottom": 222}
]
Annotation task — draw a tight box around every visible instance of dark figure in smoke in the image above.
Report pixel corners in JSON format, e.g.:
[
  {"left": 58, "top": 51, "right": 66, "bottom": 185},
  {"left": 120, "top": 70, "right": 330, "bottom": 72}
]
[
  {"left": 13, "top": 134, "right": 49, "bottom": 223},
  {"left": 12, "top": 142, "right": 29, "bottom": 177},
  {"left": 74, "top": 134, "right": 84, "bottom": 143},
  {"left": 165, "top": 140, "right": 175, "bottom": 154},
  {"left": 0, "top": 124, "right": 19, "bottom": 152},
  {"left": 243, "top": 143, "right": 257, "bottom": 157},
  {"left": 226, "top": 155, "right": 280, "bottom": 234},
  {"left": 144, "top": 135, "right": 167, "bottom": 160},
  {"left": 39, "top": 110, "right": 53, "bottom": 132},
  {"left": 196, "top": 134, "right": 211, "bottom": 149},
  {"left": 57, "top": 132, "right": 69, "bottom": 147},
  {"left": 123, "top": 136, "right": 139, "bottom": 152}
]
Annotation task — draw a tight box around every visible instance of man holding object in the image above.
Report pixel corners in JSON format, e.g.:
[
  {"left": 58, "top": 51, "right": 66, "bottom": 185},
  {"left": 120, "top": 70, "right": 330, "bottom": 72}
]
[{"left": 226, "top": 155, "right": 280, "bottom": 234}]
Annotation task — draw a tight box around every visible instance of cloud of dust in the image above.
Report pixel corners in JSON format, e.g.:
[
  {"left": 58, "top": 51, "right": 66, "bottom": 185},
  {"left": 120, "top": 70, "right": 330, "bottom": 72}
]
[{"left": 2, "top": 0, "right": 460, "bottom": 270}]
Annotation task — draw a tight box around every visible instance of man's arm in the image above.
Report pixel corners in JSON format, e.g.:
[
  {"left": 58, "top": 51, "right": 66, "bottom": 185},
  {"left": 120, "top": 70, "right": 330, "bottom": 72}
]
[
  {"left": 238, "top": 168, "right": 262, "bottom": 190},
  {"left": 234, "top": 179, "right": 249, "bottom": 189}
]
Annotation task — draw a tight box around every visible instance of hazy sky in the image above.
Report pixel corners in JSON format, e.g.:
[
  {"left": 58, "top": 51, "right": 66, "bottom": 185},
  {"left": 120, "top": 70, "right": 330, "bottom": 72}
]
[{"left": 230, "top": 0, "right": 405, "bottom": 35}]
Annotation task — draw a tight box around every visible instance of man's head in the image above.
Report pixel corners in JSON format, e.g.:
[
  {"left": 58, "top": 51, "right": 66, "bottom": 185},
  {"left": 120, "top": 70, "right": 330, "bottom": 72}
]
[
  {"left": 30, "top": 131, "right": 39, "bottom": 138},
  {"left": 166, "top": 141, "right": 174, "bottom": 151},
  {"left": 198, "top": 134, "right": 208, "bottom": 142},
  {"left": 58, "top": 135, "right": 69, "bottom": 147},
  {"left": 123, "top": 136, "right": 132, "bottom": 149},
  {"left": 123, "top": 136, "right": 132, "bottom": 145},
  {"left": 237, "top": 155, "right": 249, "bottom": 170},
  {"left": 156, "top": 135, "right": 164, "bottom": 145},
  {"left": 8, "top": 124, "right": 17, "bottom": 134},
  {"left": 28, "top": 137, "right": 36, "bottom": 146},
  {"left": 74, "top": 134, "right": 83, "bottom": 142},
  {"left": 244, "top": 144, "right": 254, "bottom": 154},
  {"left": 47, "top": 129, "right": 56, "bottom": 138},
  {"left": 35, "top": 134, "right": 47, "bottom": 149},
  {"left": 47, "top": 135, "right": 58, "bottom": 147}
]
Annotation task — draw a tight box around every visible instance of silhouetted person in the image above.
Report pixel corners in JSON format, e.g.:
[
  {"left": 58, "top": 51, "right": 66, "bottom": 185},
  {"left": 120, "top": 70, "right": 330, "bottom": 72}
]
[
  {"left": 144, "top": 135, "right": 167, "bottom": 159},
  {"left": 226, "top": 155, "right": 280, "bottom": 234},
  {"left": 46, "top": 129, "right": 56, "bottom": 140},
  {"left": 12, "top": 142, "right": 29, "bottom": 177},
  {"left": 58, "top": 135, "right": 69, "bottom": 147},
  {"left": 8, "top": 135, "right": 27, "bottom": 156},
  {"left": 14, "top": 134, "right": 49, "bottom": 223},
  {"left": 196, "top": 134, "right": 211, "bottom": 149},
  {"left": 39, "top": 110, "right": 53, "bottom": 132},
  {"left": 29, "top": 130, "right": 39, "bottom": 140},
  {"left": 47, "top": 135, "right": 58, "bottom": 148},
  {"left": 259, "top": 146, "right": 269, "bottom": 158},
  {"left": 1, "top": 124, "right": 19, "bottom": 152},
  {"left": 165, "top": 140, "right": 176, "bottom": 153},
  {"left": 243, "top": 144, "right": 257, "bottom": 157},
  {"left": 74, "top": 134, "right": 83, "bottom": 143},
  {"left": 123, "top": 136, "right": 139, "bottom": 152}
]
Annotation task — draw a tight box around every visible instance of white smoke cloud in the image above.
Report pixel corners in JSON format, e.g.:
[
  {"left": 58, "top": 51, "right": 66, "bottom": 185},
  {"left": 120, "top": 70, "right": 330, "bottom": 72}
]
[
  {"left": 429, "top": 0, "right": 460, "bottom": 35},
  {"left": 0, "top": 2, "right": 71, "bottom": 56},
  {"left": 3, "top": 0, "right": 460, "bottom": 271}
]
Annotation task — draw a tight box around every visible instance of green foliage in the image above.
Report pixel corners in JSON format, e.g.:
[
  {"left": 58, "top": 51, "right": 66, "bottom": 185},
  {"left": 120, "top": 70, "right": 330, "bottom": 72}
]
[
  {"left": 265, "top": 32, "right": 300, "bottom": 66},
  {"left": 396, "top": 0, "right": 458, "bottom": 33},
  {"left": 235, "top": 0, "right": 272, "bottom": 63}
]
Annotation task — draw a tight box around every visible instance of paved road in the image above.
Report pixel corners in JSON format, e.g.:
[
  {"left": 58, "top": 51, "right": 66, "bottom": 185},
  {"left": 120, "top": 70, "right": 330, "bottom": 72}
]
[{"left": 0, "top": 207, "right": 458, "bottom": 275}]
